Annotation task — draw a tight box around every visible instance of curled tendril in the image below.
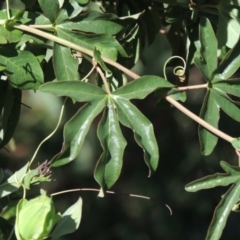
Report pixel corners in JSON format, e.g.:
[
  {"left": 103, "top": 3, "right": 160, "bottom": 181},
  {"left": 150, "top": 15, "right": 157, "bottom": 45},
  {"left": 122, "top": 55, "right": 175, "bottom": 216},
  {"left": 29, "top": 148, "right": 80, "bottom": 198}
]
[{"left": 163, "top": 56, "right": 186, "bottom": 82}]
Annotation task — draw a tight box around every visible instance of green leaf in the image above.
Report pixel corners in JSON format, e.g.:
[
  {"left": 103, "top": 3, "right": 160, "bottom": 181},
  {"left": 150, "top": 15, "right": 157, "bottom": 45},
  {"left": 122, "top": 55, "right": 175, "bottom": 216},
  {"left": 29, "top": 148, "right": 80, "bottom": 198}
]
[
  {"left": 51, "top": 198, "right": 82, "bottom": 240},
  {"left": 206, "top": 181, "right": 240, "bottom": 240},
  {"left": 0, "top": 26, "right": 22, "bottom": 43},
  {"left": 185, "top": 173, "right": 240, "bottom": 192},
  {"left": 217, "top": 1, "right": 240, "bottom": 48},
  {"left": 0, "top": 163, "right": 29, "bottom": 198},
  {"left": 194, "top": 17, "right": 218, "bottom": 81},
  {"left": 231, "top": 138, "right": 240, "bottom": 151},
  {"left": 38, "top": 0, "right": 60, "bottom": 23},
  {"left": 113, "top": 98, "right": 159, "bottom": 176},
  {"left": 213, "top": 80, "right": 240, "bottom": 97},
  {"left": 94, "top": 102, "right": 127, "bottom": 190},
  {"left": 55, "top": 28, "right": 127, "bottom": 60},
  {"left": 57, "top": 11, "right": 125, "bottom": 35},
  {"left": 0, "top": 87, "right": 21, "bottom": 149},
  {"left": 39, "top": 81, "right": 107, "bottom": 102},
  {"left": 53, "top": 43, "right": 80, "bottom": 81},
  {"left": 52, "top": 99, "right": 107, "bottom": 167},
  {"left": 220, "top": 161, "right": 240, "bottom": 175},
  {"left": 212, "top": 89, "right": 240, "bottom": 122},
  {"left": 214, "top": 39, "right": 240, "bottom": 80},
  {"left": 0, "top": 50, "right": 44, "bottom": 90},
  {"left": 198, "top": 90, "right": 219, "bottom": 156},
  {"left": 113, "top": 75, "right": 174, "bottom": 100},
  {"left": 76, "top": 0, "right": 89, "bottom": 4}
]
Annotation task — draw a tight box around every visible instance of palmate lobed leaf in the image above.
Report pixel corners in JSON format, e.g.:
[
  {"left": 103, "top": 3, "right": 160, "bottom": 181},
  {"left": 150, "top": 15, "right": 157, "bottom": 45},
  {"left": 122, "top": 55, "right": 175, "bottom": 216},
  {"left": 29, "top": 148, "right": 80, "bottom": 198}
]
[
  {"left": 94, "top": 102, "right": 127, "bottom": 190},
  {"left": 213, "top": 80, "right": 240, "bottom": 97},
  {"left": 113, "top": 97, "right": 159, "bottom": 176},
  {"left": 51, "top": 99, "right": 107, "bottom": 167}
]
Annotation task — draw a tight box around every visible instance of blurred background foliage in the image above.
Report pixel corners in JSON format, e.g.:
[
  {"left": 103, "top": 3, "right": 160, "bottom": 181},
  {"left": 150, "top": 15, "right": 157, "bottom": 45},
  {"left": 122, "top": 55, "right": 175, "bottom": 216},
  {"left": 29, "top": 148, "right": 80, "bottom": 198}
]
[{"left": 1, "top": 0, "right": 240, "bottom": 239}]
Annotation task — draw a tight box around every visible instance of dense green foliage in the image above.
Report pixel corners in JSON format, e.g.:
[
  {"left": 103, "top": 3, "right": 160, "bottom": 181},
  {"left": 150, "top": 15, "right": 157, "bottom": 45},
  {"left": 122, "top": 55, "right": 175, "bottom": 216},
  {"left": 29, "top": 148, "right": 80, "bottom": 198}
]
[{"left": 1, "top": 0, "right": 240, "bottom": 239}]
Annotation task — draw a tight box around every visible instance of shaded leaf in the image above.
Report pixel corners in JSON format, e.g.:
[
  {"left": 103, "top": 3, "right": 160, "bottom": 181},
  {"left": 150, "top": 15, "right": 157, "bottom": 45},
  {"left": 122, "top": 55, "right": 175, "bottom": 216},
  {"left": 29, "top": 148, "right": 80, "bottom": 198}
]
[
  {"left": 38, "top": 0, "right": 60, "bottom": 23},
  {"left": 113, "top": 98, "right": 159, "bottom": 176},
  {"left": 198, "top": 90, "right": 219, "bottom": 155},
  {"left": 39, "top": 81, "right": 107, "bottom": 102},
  {"left": 194, "top": 17, "right": 218, "bottom": 81},
  {"left": 94, "top": 103, "right": 127, "bottom": 190},
  {"left": 0, "top": 217, "right": 16, "bottom": 240},
  {"left": 0, "top": 87, "right": 21, "bottom": 149}
]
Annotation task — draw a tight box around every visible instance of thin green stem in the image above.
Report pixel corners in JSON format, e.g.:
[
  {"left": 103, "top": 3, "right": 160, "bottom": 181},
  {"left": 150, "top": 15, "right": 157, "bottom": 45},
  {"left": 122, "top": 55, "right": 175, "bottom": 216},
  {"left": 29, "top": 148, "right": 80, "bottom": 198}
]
[
  {"left": 28, "top": 98, "right": 66, "bottom": 167},
  {"left": 177, "top": 83, "right": 208, "bottom": 91},
  {"left": 166, "top": 96, "right": 233, "bottom": 143},
  {"left": 6, "top": 0, "right": 10, "bottom": 19}
]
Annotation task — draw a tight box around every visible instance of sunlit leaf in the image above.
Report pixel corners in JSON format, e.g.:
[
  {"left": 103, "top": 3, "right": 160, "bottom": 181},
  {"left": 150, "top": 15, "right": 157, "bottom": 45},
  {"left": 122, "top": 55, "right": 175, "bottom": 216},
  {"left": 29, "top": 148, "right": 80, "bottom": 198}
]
[
  {"left": 94, "top": 102, "right": 127, "bottom": 189},
  {"left": 113, "top": 75, "right": 174, "bottom": 100},
  {"left": 52, "top": 99, "right": 107, "bottom": 167},
  {"left": 113, "top": 97, "right": 159, "bottom": 176},
  {"left": 39, "top": 81, "right": 107, "bottom": 102},
  {"left": 51, "top": 198, "right": 82, "bottom": 240}
]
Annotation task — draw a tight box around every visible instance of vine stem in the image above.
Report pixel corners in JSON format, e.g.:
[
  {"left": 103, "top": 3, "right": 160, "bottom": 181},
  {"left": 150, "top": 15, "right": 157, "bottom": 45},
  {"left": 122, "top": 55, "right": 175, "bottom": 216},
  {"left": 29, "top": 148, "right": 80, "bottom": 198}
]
[
  {"left": 51, "top": 188, "right": 172, "bottom": 215},
  {"left": 96, "top": 66, "right": 111, "bottom": 94},
  {"left": 177, "top": 83, "right": 208, "bottom": 91},
  {"left": 13, "top": 24, "right": 235, "bottom": 144},
  {"left": 166, "top": 96, "right": 233, "bottom": 143}
]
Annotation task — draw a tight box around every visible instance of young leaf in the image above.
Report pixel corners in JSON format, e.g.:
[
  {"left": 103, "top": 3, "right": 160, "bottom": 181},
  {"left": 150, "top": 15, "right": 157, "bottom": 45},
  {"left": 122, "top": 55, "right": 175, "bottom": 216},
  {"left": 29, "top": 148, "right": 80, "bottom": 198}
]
[
  {"left": 39, "top": 81, "right": 107, "bottom": 102},
  {"left": 0, "top": 163, "right": 29, "bottom": 198},
  {"left": 206, "top": 181, "right": 240, "bottom": 240},
  {"left": 198, "top": 90, "right": 219, "bottom": 156},
  {"left": 194, "top": 17, "right": 218, "bottom": 81},
  {"left": 94, "top": 103, "right": 127, "bottom": 190},
  {"left": 51, "top": 198, "right": 82, "bottom": 240},
  {"left": 113, "top": 75, "right": 174, "bottom": 100},
  {"left": 113, "top": 98, "right": 159, "bottom": 176},
  {"left": 51, "top": 99, "right": 107, "bottom": 167},
  {"left": 53, "top": 43, "right": 80, "bottom": 81}
]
